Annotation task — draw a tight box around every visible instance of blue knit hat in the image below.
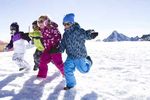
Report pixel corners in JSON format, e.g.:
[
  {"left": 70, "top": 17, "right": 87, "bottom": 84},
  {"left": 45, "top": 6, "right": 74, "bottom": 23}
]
[{"left": 63, "top": 13, "right": 75, "bottom": 24}]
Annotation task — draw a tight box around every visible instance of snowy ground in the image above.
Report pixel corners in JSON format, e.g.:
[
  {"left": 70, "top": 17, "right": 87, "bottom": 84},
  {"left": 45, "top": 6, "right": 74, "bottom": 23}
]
[{"left": 0, "top": 41, "right": 150, "bottom": 100}]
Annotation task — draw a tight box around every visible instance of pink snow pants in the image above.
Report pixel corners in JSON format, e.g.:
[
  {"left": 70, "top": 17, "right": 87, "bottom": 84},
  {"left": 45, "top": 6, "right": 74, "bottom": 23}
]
[{"left": 37, "top": 50, "right": 64, "bottom": 78}]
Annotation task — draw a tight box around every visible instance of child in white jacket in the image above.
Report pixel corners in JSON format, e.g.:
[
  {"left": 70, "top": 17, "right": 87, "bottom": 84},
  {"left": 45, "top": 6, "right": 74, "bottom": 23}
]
[{"left": 4, "top": 22, "right": 31, "bottom": 71}]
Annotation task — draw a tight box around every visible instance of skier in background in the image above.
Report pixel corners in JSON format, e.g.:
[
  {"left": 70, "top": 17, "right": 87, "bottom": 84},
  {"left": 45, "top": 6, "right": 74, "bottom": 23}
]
[
  {"left": 4, "top": 22, "right": 31, "bottom": 72},
  {"left": 59, "top": 13, "right": 98, "bottom": 90}
]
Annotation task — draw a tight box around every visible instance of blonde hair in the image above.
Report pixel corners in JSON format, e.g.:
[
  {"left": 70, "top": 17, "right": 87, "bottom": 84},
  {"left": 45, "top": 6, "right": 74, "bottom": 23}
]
[
  {"left": 38, "top": 15, "right": 51, "bottom": 27},
  {"left": 38, "top": 16, "right": 48, "bottom": 21}
]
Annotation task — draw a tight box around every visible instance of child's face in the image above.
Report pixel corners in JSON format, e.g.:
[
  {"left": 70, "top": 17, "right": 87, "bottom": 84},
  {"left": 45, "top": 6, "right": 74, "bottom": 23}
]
[
  {"left": 10, "top": 26, "right": 16, "bottom": 34},
  {"left": 32, "top": 24, "right": 39, "bottom": 31},
  {"left": 11, "top": 30, "right": 16, "bottom": 34},
  {"left": 63, "top": 23, "right": 72, "bottom": 29},
  {"left": 38, "top": 19, "right": 45, "bottom": 29}
]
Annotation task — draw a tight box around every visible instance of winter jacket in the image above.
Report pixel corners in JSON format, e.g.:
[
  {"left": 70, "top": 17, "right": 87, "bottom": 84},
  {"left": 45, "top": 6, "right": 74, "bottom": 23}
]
[
  {"left": 6, "top": 32, "right": 31, "bottom": 53},
  {"left": 59, "top": 23, "right": 93, "bottom": 59},
  {"left": 40, "top": 22, "right": 61, "bottom": 51},
  {"left": 29, "top": 31, "right": 44, "bottom": 51}
]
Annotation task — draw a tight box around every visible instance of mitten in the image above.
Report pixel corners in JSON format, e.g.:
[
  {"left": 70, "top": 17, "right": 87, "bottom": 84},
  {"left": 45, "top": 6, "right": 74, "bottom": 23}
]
[
  {"left": 91, "top": 32, "right": 98, "bottom": 39},
  {"left": 3, "top": 47, "right": 9, "bottom": 52},
  {"left": 49, "top": 45, "right": 60, "bottom": 54},
  {"left": 86, "top": 29, "right": 95, "bottom": 33}
]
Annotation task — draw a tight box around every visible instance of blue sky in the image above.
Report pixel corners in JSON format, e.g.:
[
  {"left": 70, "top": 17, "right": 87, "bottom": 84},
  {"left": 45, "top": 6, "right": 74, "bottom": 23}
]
[{"left": 0, "top": 0, "right": 150, "bottom": 41}]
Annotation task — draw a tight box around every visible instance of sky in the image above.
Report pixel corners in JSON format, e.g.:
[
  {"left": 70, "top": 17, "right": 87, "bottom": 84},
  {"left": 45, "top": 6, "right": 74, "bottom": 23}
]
[{"left": 0, "top": 0, "right": 150, "bottom": 41}]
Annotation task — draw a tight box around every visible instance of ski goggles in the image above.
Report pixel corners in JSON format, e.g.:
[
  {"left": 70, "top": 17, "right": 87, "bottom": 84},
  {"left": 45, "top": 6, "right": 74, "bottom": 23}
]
[
  {"left": 63, "top": 22, "right": 72, "bottom": 26},
  {"left": 10, "top": 26, "right": 16, "bottom": 31},
  {"left": 38, "top": 20, "right": 44, "bottom": 24}
]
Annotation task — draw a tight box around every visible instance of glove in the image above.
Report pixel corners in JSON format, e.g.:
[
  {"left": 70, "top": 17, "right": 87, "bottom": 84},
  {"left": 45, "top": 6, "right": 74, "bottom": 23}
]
[
  {"left": 91, "top": 32, "right": 98, "bottom": 39},
  {"left": 30, "top": 40, "right": 34, "bottom": 45},
  {"left": 49, "top": 46, "right": 60, "bottom": 54},
  {"left": 3, "top": 47, "right": 9, "bottom": 52},
  {"left": 49, "top": 43, "right": 61, "bottom": 54},
  {"left": 26, "top": 40, "right": 34, "bottom": 49},
  {"left": 86, "top": 29, "right": 95, "bottom": 33}
]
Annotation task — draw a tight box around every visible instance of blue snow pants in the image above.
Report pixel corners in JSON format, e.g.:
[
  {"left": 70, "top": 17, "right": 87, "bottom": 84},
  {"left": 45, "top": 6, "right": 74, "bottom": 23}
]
[{"left": 64, "top": 57, "right": 92, "bottom": 88}]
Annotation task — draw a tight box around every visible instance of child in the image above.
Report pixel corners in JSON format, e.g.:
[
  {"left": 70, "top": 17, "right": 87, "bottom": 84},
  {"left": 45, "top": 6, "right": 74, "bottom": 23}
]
[
  {"left": 59, "top": 13, "right": 98, "bottom": 90},
  {"left": 29, "top": 20, "right": 44, "bottom": 71},
  {"left": 4, "top": 22, "right": 31, "bottom": 71},
  {"left": 37, "top": 16, "right": 64, "bottom": 78}
]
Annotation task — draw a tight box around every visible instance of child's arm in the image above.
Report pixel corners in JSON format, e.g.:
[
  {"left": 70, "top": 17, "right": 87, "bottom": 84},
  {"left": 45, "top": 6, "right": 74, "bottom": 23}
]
[
  {"left": 21, "top": 32, "right": 31, "bottom": 42},
  {"left": 59, "top": 34, "right": 66, "bottom": 53},
  {"left": 29, "top": 31, "right": 41, "bottom": 39},
  {"left": 20, "top": 32, "right": 34, "bottom": 49},
  {"left": 52, "top": 28, "right": 61, "bottom": 47},
  {"left": 80, "top": 29, "right": 98, "bottom": 40},
  {"left": 6, "top": 36, "right": 13, "bottom": 49}
]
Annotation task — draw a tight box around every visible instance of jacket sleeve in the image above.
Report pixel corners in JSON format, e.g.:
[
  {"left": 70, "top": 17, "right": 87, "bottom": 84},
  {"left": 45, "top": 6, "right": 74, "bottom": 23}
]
[
  {"left": 21, "top": 32, "right": 31, "bottom": 42},
  {"left": 80, "top": 28, "right": 93, "bottom": 40},
  {"left": 52, "top": 28, "right": 61, "bottom": 47},
  {"left": 6, "top": 36, "right": 13, "bottom": 49},
  {"left": 59, "top": 34, "right": 66, "bottom": 53}
]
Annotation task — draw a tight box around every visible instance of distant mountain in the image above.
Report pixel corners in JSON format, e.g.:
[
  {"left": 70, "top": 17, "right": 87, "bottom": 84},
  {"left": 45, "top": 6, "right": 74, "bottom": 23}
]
[
  {"left": 130, "top": 36, "right": 140, "bottom": 41},
  {"left": 103, "top": 31, "right": 131, "bottom": 42},
  {"left": 141, "top": 34, "right": 150, "bottom": 41},
  {"left": 0, "top": 40, "right": 7, "bottom": 52}
]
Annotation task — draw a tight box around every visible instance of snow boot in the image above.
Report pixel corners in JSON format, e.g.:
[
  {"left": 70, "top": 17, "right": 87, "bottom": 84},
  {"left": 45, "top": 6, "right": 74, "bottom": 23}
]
[
  {"left": 86, "top": 56, "right": 93, "bottom": 65},
  {"left": 64, "top": 86, "right": 73, "bottom": 90},
  {"left": 33, "top": 65, "right": 38, "bottom": 71},
  {"left": 19, "top": 67, "right": 25, "bottom": 71}
]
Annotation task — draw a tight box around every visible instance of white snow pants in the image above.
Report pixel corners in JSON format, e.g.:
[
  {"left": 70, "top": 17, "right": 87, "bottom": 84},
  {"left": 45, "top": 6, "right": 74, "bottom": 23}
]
[{"left": 12, "top": 53, "right": 30, "bottom": 69}]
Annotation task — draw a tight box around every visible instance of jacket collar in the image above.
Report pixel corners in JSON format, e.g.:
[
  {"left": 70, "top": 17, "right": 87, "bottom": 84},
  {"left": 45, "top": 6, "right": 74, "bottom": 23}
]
[{"left": 64, "top": 23, "right": 80, "bottom": 32}]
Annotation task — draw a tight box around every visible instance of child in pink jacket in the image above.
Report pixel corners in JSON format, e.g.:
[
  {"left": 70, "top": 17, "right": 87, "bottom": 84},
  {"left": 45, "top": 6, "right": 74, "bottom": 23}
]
[{"left": 37, "top": 16, "right": 64, "bottom": 78}]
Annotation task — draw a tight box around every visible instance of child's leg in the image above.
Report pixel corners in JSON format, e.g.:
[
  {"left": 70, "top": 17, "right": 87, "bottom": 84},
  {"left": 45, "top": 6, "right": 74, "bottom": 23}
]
[
  {"left": 33, "top": 49, "right": 39, "bottom": 69},
  {"left": 33, "top": 49, "right": 42, "bottom": 70},
  {"left": 37, "top": 51, "right": 51, "bottom": 78},
  {"left": 51, "top": 53, "right": 64, "bottom": 76},
  {"left": 64, "top": 57, "right": 76, "bottom": 88},
  {"left": 21, "top": 60, "right": 31, "bottom": 71},
  {"left": 74, "top": 58, "right": 92, "bottom": 73},
  {"left": 12, "top": 53, "right": 30, "bottom": 70}
]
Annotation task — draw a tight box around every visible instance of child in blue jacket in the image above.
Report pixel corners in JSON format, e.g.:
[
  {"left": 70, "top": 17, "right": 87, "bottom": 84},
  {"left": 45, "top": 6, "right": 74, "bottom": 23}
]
[{"left": 59, "top": 13, "right": 98, "bottom": 90}]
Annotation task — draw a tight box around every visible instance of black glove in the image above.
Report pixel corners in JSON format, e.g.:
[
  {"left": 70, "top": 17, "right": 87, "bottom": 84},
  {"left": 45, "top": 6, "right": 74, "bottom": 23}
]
[
  {"left": 49, "top": 45, "right": 60, "bottom": 54},
  {"left": 91, "top": 32, "right": 98, "bottom": 39},
  {"left": 86, "top": 29, "right": 95, "bottom": 33}
]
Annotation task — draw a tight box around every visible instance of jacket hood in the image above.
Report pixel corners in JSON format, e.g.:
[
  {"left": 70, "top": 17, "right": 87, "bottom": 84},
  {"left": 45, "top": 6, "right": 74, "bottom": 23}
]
[{"left": 51, "top": 21, "right": 58, "bottom": 28}]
